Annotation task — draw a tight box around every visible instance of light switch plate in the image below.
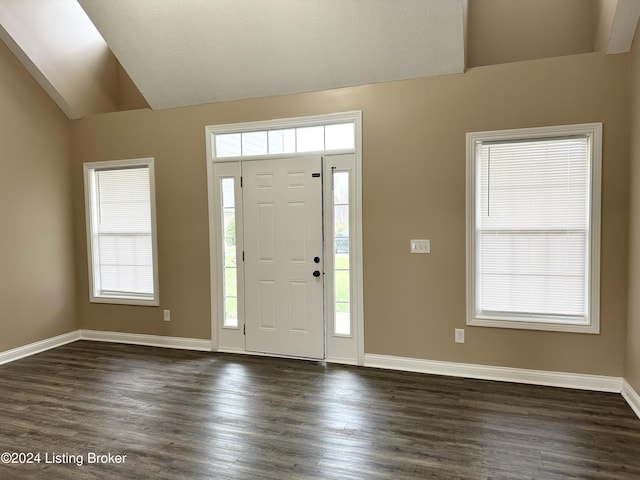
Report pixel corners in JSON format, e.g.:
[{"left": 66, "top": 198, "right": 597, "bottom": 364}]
[{"left": 410, "top": 239, "right": 431, "bottom": 254}]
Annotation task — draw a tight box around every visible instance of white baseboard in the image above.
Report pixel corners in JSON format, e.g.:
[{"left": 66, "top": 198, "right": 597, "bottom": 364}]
[
  {"left": 79, "top": 329, "right": 212, "bottom": 351},
  {"left": 2, "top": 332, "right": 637, "bottom": 417},
  {"left": 364, "top": 353, "right": 623, "bottom": 393},
  {"left": 622, "top": 380, "right": 640, "bottom": 420},
  {"left": 0, "top": 330, "right": 212, "bottom": 365},
  {"left": 0, "top": 331, "right": 80, "bottom": 365}
]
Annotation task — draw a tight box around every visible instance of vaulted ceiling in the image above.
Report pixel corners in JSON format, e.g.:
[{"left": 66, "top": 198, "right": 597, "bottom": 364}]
[{"left": 1, "top": 0, "right": 639, "bottom": 119}]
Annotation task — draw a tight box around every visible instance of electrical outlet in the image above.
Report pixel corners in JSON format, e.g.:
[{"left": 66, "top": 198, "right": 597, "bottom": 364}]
[
  {"left": 163, "top": 309, "right": 171, "bottom": 322},
  {"left": 455, "top": 328, "right": 465, "bottom": 343}
]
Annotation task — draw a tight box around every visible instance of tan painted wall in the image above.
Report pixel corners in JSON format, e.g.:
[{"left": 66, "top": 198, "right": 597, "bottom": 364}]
[
  {"left": 626, "top": 32, "right": 640, "bottom": 392},
  {"left": 594, "top": 0, "right": 618, "bottom": 52},
  {"left": 116, "top": 64, "right": 149, "bottom": 112},
  {"left": 467, "top": 0, "right": 597, "bottom": 67},
  {"left": 71, "top": 51, "right": 629, "bottom": 376},
  {"left": 0, "top": 41, "right": 76, "bottom": 351}
]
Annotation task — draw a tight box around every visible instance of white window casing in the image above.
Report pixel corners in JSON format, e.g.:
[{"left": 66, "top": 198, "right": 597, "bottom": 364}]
[
  {"left": 466, "top": 123, "right": 602, "bottom": 333},
  {"left": 83, "top": 158, "right": 160, "bottom": 306}
]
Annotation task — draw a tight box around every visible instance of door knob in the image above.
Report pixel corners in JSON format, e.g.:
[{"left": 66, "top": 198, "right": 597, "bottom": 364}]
[{"left": 313, "top": 270, "right": 321, "bottom": 277}]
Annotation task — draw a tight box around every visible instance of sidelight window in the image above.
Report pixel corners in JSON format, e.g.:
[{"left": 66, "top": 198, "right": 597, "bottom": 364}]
[
  {"left": 333, "top": 170, "right": 351, "bottom": 336},
  {"left": 221, "top": 177, "right": 239, "bottom": 327}
]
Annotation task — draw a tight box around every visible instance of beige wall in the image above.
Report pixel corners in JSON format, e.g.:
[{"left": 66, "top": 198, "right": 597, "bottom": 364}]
[
  {"left": 116, "top": 64, "right": 149, "bottom": 112},
  {"left": 467, "top": 0, "right": 597, "bottom": 67},
  {"left": 71, "top": 51, "right": 630, "bottom": 376},
  {"left": 626, "top": 32, "right": 640, "bottom": 392},
  {"left": 0, "top": 41, "right": 76, "bottom": 351}
]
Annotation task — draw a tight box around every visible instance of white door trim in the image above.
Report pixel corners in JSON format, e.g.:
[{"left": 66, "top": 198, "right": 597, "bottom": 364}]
[{"left": 205, "top": 112, "right": 364, "bottom": 365}]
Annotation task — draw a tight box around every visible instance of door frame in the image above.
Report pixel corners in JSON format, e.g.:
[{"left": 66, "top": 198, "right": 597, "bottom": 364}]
[{"left": 205, "top": 111, "right": 364, "bottom": 365}]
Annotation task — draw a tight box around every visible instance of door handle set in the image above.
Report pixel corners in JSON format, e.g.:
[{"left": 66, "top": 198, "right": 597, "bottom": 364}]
[{"left": 313, "top": 256, "right": 322, "bottom": 277}]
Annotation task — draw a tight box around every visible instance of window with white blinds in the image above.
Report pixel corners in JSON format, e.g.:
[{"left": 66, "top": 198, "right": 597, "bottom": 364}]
[
  {"left": 83, "top": 158, "right": 159, "bottom": 305},
  {"left": 466, "top": 124, "right": 602, "bottom": 333}
]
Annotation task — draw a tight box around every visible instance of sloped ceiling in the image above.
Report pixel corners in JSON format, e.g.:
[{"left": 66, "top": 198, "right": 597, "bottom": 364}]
[
  {"left": 1, "top": 0, "right": 639, "bottom": 119},
  {"left": 607, "top": 0, "right": 640, "bottom": 54},
  {"left": 77, "top": 0, "right": 466, "bottom": 110},
  {"left": 0, "top": 0, "right": 117, "bottom": 119}
]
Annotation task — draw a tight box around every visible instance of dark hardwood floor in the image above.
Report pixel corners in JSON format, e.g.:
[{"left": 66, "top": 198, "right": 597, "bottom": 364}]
[{"left": 0, "top": 341, "right": 639, "bottom": 479}]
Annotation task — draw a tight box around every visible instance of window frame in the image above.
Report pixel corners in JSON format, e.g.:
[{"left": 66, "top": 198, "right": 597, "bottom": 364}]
[
  {"left": 214, "top": 121, "right": 355, "bottom": 159},
  {"left": 214, "top": 163, "right": 244, "bottom": 330},
  {"left": 466, "top": 123, "right": 602, "bottom": 334},
  {"left": 325, "top": 158, "right": 356, "bottom": 339},
  {"left": 83, "top": 157, "right": 160, "bottom": 306}
]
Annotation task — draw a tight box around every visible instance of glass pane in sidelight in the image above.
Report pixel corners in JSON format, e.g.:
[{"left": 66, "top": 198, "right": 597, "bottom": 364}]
[{"left": 221, "top": 177, "right": 238, "bottom": 327}]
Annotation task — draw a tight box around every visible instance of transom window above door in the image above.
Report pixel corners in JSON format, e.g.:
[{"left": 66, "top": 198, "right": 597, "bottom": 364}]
[{"left": 215, "top": 122, "right": 355, "bottom": 158}]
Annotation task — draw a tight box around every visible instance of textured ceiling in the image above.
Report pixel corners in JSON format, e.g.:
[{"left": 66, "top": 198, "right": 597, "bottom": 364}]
[
  {"left": 607, "top": 0, "right": 640, "bottom": 54},
  {"left": 77, "top": 0, "right": 466, "bottom": 110},
  {"left": 2, "top": 0, "right": 639, "bottom": 118}
]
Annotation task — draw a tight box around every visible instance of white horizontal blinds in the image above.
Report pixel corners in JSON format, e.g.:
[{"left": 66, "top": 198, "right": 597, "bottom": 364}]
[
  {"left": 476, "top": 136, "right": 589, "bottom": 320},
  {"left": 93, "top": 166, "right": 154, "bottom": 298}
]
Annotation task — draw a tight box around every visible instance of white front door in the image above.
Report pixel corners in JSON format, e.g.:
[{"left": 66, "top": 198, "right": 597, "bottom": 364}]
[{"left": 242, "top": 156, "right": 324, "bottom": 359}]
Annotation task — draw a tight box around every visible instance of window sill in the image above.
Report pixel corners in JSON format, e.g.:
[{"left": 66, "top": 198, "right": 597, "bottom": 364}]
[
  {"left": 467, "top": 316, "right": 599, "bottom": 334},
  {"left": 90, "top": 296, "right": 159, "bottom": 307}
]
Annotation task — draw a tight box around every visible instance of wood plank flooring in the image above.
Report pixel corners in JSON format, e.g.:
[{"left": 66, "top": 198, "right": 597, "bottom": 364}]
[{"left": 0, "top": 341, "right": 639, "bottom": 479}]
